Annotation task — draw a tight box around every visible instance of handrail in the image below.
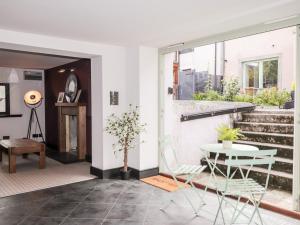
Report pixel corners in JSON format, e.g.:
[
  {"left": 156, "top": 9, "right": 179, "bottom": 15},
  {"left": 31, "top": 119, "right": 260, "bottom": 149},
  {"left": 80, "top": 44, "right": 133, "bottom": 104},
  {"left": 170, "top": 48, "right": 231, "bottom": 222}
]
[{"left": 180, "top": 105, "right": 255, "bottom": 122}]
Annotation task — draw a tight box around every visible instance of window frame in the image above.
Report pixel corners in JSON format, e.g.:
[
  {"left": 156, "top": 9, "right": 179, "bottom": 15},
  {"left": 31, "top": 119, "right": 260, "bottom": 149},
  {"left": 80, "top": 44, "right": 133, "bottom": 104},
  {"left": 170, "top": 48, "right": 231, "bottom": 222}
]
[
  {"left": 242, "top": 57, "right": 280, "bottom": 90},
  {"left": 0, "top": 83, "right": 10, "bottom": 115}
]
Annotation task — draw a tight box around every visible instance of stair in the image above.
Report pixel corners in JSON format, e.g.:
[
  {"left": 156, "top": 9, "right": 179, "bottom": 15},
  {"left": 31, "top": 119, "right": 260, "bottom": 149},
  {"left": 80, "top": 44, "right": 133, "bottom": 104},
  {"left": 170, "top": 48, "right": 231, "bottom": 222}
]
[
  {"left": 202, "top": 159, "right": 293, "bottom": 192},
  {"left": 208, "top": 110, "right": 294, "bottom": 192},
  {"left": 242, "top": 113, "right": 294, "bottom": 124}
]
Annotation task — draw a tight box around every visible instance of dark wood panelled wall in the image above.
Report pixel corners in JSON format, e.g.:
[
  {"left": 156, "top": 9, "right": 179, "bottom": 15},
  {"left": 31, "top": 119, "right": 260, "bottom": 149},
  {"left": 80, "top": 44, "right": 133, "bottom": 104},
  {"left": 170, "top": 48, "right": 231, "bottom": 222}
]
[{"left": 44, "top": 59, "right": 92, "bottom": 160}]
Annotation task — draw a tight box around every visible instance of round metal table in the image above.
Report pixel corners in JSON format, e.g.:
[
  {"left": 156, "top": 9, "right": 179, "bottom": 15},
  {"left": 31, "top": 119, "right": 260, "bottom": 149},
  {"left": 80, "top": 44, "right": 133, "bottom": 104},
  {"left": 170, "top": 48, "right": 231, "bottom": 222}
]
[{"left": 200, "top": 143, "right": 259, "bottom": 154}]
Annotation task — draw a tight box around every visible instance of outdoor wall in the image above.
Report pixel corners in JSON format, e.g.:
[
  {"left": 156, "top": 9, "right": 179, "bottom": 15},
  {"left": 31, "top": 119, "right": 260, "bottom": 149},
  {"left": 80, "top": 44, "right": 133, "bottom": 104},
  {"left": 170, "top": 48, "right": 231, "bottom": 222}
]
[
  {"left": 0, "top": 67, "right": 45, "bottom": 140},
  {"left": 224, "top": 26, "right": 297, "bottom": 90}
]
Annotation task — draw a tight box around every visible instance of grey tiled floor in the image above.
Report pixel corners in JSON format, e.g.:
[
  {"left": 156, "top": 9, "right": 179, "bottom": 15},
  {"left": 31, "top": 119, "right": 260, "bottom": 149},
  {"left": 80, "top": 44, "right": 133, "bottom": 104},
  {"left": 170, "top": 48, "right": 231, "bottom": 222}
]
[{"left": 0, "top": 179, "right": 299, "bottom": 225}]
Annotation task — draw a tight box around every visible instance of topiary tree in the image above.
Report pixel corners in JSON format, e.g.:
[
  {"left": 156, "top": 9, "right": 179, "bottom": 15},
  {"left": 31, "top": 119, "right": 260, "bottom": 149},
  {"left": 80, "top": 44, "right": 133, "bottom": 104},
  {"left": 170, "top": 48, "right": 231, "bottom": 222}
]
[{"left": 105, "top": 105, "right": 146, "bottom": 172}]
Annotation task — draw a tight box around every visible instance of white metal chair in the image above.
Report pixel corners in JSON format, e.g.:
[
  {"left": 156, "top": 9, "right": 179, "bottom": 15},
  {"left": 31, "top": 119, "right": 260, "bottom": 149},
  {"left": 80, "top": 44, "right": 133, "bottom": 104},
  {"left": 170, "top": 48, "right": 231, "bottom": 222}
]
[
  {"left": 213, "top": 149, "right": 277, "bottom": 225},
  {"left": 159, "top": 136, "right": 207, "bottom": 215}
]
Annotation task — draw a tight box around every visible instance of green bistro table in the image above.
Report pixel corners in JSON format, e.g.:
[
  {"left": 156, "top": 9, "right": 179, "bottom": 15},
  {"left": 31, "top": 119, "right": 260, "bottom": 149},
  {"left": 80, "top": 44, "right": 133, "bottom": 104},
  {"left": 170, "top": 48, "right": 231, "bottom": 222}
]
[{"left": 200, "top": 143, "right": 259, "bottom": 193}]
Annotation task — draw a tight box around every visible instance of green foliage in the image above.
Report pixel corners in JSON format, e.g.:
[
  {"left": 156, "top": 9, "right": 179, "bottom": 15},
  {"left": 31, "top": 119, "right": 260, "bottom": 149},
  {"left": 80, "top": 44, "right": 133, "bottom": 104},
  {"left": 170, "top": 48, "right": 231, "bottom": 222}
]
[
  {"left": 233, "top": 94, "right": 254, "bottom": 103},
  {"left": 253, "top": 88, "right": 291, "bottom": 107},
  {"left": 223, "top": 78, "right": 240, "bottom": 101},
  {"left": 193, "top": 92, "right": 207, "bottom": 100},
  {"left": 193, "top": 77, "right": 290, "bottom": 108},
  {"left": 193, "top": 90, "right": 223, "bottom": 101},
  {"left": 105, "top": 105, "right": 146, "bottom": 153},
  {"left": 217, "top": 124, "right": 244, "bottom": 141},
  {"left": 105, "top": 105, "right": 146, "bottom": 171}
]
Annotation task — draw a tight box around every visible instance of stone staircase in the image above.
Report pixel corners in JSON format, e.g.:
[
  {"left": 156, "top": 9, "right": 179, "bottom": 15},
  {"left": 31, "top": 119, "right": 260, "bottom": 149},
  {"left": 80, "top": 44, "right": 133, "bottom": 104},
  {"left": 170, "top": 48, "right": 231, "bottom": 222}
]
[
  {"left": 205, "top": 110, "right": 294, "bottom": 192},
  {"left": 236, "top": 110, "right": 294, "bottom": 191}
]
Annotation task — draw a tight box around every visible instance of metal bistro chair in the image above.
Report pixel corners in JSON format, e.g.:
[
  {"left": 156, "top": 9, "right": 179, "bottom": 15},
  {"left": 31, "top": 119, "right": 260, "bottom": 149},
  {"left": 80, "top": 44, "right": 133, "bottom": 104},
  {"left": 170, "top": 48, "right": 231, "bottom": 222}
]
[
  {"left": 213, "top": 149, "right": 277, "bottom": 225},
  {"left": 159, "top": 136, "right": 207, "bottom": 216}
]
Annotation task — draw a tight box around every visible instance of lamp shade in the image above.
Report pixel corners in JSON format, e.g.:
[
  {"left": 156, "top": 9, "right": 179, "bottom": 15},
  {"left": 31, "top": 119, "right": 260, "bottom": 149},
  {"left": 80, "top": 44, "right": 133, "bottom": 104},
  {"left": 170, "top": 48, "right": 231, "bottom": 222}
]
[
  {"left": 24, "top": 90, "right": 42, "bottom": 105},
  {"left": 8, "top": 69, "right": 19, "bottom": 83}
]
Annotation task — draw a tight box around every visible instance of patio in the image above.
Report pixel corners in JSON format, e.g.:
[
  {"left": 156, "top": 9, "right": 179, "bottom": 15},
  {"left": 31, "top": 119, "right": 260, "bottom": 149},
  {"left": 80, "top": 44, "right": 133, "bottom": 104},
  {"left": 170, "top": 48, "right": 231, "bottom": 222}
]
[{"left": 0, "top": 179, "right": 299, "bottom": 225}]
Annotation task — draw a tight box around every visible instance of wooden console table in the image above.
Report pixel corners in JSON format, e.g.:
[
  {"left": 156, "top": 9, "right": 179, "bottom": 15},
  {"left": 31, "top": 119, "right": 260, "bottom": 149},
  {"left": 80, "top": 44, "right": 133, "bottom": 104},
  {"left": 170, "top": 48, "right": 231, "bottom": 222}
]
[
  {"left": 0, "top": 139, "right": 45, "bottom": 173},
  {"left": 55, "top": 103, "right": 86, "bottom": 160}
]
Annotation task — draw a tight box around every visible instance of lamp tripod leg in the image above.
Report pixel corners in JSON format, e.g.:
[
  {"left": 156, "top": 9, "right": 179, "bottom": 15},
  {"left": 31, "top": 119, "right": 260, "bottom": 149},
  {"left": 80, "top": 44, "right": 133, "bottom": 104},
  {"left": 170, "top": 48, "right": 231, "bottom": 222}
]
[
  {"left": 27, "top": 109, "right": 34, "bottom": 139},
  {"left": 33, "top": 108, "right": 45, "bottom": 143}
]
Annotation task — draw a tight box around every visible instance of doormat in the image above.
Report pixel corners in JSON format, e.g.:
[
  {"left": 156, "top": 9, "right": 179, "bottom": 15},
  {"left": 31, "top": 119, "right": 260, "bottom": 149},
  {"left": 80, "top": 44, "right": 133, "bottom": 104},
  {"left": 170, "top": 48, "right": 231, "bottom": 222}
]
[{"left": 141, "top": 175, "right": 190, "bottom": 192}]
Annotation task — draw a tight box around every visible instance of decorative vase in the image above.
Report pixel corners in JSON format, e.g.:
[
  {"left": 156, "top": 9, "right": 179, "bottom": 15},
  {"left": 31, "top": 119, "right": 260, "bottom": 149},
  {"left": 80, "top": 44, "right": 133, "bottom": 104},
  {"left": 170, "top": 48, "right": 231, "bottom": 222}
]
[{"left": 222, "top": 140, "right": 232, "bottom": 149}]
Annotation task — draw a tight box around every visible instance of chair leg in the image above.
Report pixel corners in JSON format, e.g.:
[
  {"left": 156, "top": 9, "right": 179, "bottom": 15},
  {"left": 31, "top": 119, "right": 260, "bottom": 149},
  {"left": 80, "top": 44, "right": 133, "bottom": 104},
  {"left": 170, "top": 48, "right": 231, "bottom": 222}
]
[
  {"left": 190, "top": 180, "right": 206, "bottom": 206},
  {"left": 160, "top": 191, "right": 176, "bottom": 211},
  {"left": 247, "top": 194, "right": 264, "bottom": 225},
  {"left": 214, "top": 193, "right": 226, "bottom": 225},
  {"left": 230, "top": 196, "right": 241, "bottom": 224},
  {"left": 174, "top": 175, "right": 199, "bottom": 216}
]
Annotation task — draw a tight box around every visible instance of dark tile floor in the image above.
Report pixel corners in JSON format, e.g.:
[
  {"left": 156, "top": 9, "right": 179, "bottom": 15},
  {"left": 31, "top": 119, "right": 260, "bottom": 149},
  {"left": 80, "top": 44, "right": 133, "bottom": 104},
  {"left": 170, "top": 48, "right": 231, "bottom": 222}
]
[{"left": 0, "top": 179, "right": 298, "bottom": 225}]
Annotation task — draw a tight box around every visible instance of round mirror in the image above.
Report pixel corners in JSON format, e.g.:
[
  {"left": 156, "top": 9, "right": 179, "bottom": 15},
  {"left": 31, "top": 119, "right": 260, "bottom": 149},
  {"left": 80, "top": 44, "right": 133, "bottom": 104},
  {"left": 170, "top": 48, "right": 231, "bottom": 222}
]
[{"left": 65, "top": 73, "right": 78, "bottom": 103}]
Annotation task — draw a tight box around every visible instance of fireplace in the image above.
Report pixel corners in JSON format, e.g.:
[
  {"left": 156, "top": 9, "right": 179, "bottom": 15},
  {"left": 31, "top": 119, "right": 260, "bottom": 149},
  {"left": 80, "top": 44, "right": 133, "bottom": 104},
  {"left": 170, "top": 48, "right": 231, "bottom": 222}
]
[{"left": 55, "top": 103, "right": 86, "bottom": 160}]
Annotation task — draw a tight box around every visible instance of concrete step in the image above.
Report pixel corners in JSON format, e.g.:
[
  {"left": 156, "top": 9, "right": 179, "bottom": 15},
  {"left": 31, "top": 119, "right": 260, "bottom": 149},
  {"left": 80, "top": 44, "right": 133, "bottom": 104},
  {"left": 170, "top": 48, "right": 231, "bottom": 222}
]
[
  {"left": 209, "top": 152, "right": 293, "bottom": 173},
  {"left": 253, "top": 109, "right": 294, "bottom": 114},
  {"left": 234, "top": 140, "right": 293, "bottom": 159},
  {"left": 242, "top": 113, "right": 294, "bottom": 124},
  {"left": 240, "top": 131, "right": 293, "bottom": 146},
  {"left": 201, "top": 159, "right": 292, "bottom": 192},
  {"left": 234, "top": 121, "right": 294, "bottom": 134}
]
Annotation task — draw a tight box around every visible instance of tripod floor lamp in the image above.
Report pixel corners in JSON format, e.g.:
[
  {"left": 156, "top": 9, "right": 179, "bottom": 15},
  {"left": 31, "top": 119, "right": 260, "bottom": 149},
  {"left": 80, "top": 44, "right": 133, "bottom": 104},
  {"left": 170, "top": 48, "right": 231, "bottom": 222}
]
[{"left": 24, "top": 90, "right": 45, "bottom": 142}]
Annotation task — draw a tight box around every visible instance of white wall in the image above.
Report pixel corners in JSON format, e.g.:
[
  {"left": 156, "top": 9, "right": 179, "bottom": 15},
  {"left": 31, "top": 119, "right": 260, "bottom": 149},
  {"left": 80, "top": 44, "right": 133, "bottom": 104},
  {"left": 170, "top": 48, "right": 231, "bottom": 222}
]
[
  {"left": 126, "top": 46, "right": 159, "bottom": 171},
  {"left": 138, "top": 46, "right": 158, "bottom": 170},
  {"left": 0, "top": 29, "right": 159, "bottom": 172},
  {"left": 0, "top": 67, "right": 45, "bottom": 140},
  {"left": 224, "top": 26, "right": 297, "bottom": 90}
]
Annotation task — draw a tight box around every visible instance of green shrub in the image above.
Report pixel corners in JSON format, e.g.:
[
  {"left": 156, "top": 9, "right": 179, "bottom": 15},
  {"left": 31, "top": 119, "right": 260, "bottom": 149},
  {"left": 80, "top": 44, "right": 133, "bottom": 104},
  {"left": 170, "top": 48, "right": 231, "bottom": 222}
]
[
  {"left": 206, "top": 90, "right": 223, "bottom": 101},
  {"left": 193, "top": 90, "right": 223, "bottom": 101},
  {"left": 254, "top": 88, "right": 291, "bottom": 107},
  {"left": 233, "top": 94, "right": 254, "bottom": 103},
  {"left": 223, "top": 78, "right": 240, "bottom": 101},
  {"left": 193, "top": 92, "right": 207, "bottom": 100}
]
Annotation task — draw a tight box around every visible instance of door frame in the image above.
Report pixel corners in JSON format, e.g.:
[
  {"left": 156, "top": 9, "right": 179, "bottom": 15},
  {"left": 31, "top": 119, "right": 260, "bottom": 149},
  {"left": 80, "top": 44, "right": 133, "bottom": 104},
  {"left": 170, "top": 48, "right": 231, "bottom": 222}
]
[
  {"left": 293, "top": 25, "right": 300, "bottom": 211},
  {"left": 158, "top": 23, "right": 300, "bottom": 211}
]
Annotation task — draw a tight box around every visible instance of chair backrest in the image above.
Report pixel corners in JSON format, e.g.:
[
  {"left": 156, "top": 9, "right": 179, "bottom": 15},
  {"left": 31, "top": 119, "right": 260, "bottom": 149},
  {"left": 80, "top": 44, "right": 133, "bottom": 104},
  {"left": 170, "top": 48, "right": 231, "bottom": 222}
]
[
  {"left": 224, "top": 149, "right": 277, "bottom": 189},
  {"left": 159, "top": 135, "right": 180, "bottom": 174}
]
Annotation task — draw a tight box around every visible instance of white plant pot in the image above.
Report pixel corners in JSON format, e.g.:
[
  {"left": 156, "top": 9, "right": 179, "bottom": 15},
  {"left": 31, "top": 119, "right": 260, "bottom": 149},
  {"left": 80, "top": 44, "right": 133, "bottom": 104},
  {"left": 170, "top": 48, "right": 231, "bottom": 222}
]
[{"left": 222, "top": 141, "right": 232, "bottom": 149}]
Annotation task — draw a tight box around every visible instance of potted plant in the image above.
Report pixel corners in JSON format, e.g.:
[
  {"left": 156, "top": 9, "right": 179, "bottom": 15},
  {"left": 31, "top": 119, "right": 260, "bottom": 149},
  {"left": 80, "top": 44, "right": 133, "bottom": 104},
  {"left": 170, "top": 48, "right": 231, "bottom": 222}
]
[
  {"left": 105, "top": 105, "right": 146, "bottom": 180},
  {"left": 217, "top": 124, "right": 244, "bottom": 149}
]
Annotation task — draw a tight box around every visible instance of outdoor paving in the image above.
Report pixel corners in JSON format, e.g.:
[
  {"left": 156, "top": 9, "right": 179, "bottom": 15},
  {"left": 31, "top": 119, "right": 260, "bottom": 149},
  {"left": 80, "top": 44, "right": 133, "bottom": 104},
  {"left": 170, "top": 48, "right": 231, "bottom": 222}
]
[
  {"left": 189, "top": 172, "right": 294, "bottom": 211},
  {"left": 0, "top": 179, "right": 298, "bottom": 225}
]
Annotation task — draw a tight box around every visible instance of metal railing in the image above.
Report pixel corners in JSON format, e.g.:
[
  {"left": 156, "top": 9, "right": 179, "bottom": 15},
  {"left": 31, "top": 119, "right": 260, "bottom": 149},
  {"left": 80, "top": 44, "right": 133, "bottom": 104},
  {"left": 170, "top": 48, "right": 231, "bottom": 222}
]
[{"left": 180, "top": 105, "right": 256, "bottom": 122}]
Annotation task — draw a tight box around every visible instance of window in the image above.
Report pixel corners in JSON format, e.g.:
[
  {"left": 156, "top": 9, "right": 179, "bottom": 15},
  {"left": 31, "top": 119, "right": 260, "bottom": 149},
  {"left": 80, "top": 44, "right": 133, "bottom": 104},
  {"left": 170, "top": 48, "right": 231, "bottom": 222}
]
[
  {"left": 243, "top": 58, "right": 278, "bottom": 89},
  {"left": 0, "top": 83, "right": 10, "bottom": 115}
]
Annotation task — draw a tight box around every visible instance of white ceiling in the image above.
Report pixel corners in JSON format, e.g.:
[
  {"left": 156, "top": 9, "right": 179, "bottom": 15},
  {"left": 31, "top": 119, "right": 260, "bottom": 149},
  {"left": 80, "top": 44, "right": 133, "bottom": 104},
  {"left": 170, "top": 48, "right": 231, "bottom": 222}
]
[
  {"left": 0, "top": 0, "right": 299, "bottom": 47},
  {"left": 0, "top": 50, "right": 79, "bottom": 69}
]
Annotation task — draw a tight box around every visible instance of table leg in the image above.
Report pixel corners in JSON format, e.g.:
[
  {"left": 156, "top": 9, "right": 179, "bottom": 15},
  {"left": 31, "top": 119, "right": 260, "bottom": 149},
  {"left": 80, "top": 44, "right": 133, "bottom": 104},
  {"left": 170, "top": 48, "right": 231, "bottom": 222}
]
[
  {"left": 0, "top": 150, "right": 2, "bottom": 162},
  {"left": 39, "top": 144, "right": 46, "bottom": 169},
  {"left": 9, "top": 151, "right": 16, "bottom": 173}
]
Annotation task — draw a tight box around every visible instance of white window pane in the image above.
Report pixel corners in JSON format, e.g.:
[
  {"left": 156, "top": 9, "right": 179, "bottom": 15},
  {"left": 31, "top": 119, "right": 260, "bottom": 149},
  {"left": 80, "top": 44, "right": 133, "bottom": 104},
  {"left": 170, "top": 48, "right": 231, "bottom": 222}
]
[{"left": 263, "top": 60, "right": 278, "bottom": 88}]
